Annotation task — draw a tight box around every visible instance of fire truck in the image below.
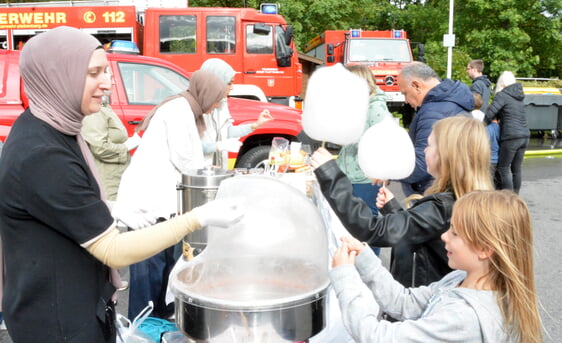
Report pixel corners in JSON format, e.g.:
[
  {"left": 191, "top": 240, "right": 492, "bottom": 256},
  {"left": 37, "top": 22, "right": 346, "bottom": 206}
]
[
  {"left": 304, "top": 29, "right": 423, "bottom": 126},
  {"left": 0, "top": 0, "right": 302, "bottom": 107}
]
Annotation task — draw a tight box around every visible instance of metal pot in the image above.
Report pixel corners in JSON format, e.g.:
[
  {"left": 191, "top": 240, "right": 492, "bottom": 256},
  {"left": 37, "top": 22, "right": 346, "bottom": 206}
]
[
  {"left": 172, "top": 258, "right": 329, "bottom": 342},
  {"left": 178, "top": 167, "right": 233, "bottom": 254}
]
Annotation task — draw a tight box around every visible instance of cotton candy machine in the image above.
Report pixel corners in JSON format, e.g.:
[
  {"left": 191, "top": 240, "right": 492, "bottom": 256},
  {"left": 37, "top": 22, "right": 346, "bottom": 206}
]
[{"left": 170, "top": 175, "right": 329, "bottom": 342}]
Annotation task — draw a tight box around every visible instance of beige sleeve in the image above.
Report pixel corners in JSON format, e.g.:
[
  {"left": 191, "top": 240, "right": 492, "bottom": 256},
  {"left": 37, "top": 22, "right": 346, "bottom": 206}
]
[{"left": 86, "top": 212, "right": 201, "bottom": 269}]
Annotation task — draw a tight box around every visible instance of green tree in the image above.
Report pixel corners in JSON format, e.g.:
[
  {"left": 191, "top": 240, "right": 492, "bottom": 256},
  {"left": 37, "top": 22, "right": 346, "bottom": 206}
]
[
  {"left": 279, "top": 0, "right": 410, "bottom": 51},
  {"left": 401, "top": 0, "right": 561, "bottom": 80}
]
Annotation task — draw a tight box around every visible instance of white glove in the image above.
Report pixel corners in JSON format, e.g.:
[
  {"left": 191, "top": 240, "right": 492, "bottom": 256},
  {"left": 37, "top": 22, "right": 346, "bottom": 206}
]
[
  {"left": 125, "top": 133, "right": 141, "bottom": 151},
  {"left": 216, "top": 138, "right": 242, "bottom": 153},
  {"left": 193, "top": 198, "right": 244, "bottom": 228}
]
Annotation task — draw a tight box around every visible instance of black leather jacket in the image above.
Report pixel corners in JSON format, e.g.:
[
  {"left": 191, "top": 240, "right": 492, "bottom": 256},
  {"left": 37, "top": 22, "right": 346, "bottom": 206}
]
[{"left": 315, "top": 160, "right": 454, "bottom": 287}]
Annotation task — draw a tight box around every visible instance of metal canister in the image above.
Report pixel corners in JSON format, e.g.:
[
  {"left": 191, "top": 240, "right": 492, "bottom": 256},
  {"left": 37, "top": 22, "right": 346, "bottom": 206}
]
[{"left": 178, "top": 166, "right": 233, "bottom": 255}]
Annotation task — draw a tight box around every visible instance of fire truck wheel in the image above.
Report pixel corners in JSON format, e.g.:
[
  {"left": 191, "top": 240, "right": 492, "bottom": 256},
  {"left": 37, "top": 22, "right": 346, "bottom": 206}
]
[{"left": 235, "top": 145, "right": 271, "bottom": 169}]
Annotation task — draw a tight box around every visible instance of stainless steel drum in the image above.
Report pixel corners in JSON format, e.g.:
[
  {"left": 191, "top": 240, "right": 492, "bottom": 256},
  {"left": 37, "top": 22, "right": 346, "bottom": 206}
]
[
  {"left": 179, "top": 167, "right": 233, "bottom": 253},
  {"left": 174, "top": 258, "right": 328, "bottom": 342},
  {"left": 170, "top": 175, "right": 330, "bottom": 342}
]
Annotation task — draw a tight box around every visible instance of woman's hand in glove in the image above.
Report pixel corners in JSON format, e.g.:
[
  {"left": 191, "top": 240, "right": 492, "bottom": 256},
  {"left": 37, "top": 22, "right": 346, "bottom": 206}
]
[
  {"left": 125, "top": 133, "right": 142, "bottom": 151},
  {"left": 216, "top": 138, "right": 242, "bottom": 152},
  {"left": 193, "top": 198, "right": 244, "bottom": 228}
]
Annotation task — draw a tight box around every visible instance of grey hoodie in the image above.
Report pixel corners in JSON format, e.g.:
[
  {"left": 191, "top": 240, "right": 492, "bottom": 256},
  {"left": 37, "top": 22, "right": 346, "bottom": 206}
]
[
  {"left": 330, "top": 247, "right": 512, "bottom": 342},
  {"left": 471, "top": 75, "right": 492, "bottom": 109}
]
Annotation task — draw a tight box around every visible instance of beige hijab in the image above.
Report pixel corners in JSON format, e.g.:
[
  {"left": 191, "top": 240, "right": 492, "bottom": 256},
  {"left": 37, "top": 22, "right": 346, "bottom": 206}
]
[
  {"left": 20, "top": 26, "right": 105, "bottom": 197},
  {"left": 136, "top": 70, "right": 227, "bottom": 135}
]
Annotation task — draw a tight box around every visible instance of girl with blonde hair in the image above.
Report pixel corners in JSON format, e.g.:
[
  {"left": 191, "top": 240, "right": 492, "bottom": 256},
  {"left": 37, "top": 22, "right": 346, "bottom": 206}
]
[
  {"left": 330, "top": 190, "right": 543, "bottom": 343},
  {"left": 422, "top": 116, "right": 492, "bottom": 199},
  {"left": 449, "top": 190, "right": 543, "bottom": 343},
  {"left": 312, "top": 116, "right": 494, "bottom": 287}
]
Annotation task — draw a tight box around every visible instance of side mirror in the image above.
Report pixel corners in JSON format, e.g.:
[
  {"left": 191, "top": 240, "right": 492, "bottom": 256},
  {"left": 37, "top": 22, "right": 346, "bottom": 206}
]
[{"left": 253, "top": 23, "right": 271, "bottom": 35}]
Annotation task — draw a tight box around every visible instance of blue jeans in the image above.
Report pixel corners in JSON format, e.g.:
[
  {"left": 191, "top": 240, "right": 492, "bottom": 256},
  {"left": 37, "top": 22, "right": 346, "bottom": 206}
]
[
  {"left": 128, "top": 245, "right": 176, "bottom": 319},
  {"left": 497, "top": 137, "right": 529, "bottom": 194},
  {"left": 352, "top": 183, "right": 381, "bottom": 255}
]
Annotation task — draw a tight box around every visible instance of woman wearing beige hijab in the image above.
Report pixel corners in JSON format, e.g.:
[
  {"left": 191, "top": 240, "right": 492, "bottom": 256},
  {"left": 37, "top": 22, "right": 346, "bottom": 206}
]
[
  {"left": 112, "top": 68, "right": 228, "bottom": 319},
  {"left": 0, "top": 26, "right": 242, "bottom": 342}
]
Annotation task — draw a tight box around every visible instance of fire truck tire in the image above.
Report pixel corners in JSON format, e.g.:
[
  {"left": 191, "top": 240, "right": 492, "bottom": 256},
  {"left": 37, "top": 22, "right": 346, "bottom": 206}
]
[{"left": 235, "top": 145, "right": 271, "bottom": 169}]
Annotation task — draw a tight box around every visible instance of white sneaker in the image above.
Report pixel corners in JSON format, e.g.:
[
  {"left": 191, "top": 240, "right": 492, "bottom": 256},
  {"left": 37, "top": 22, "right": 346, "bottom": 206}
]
[{"left": 0, "top": 320, "right": 7, "bottom": 330}]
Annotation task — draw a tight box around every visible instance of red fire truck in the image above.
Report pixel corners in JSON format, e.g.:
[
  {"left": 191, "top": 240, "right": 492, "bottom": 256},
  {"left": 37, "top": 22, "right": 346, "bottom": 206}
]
[
  {"left": 304, "top": 29, "right": 423, "bottom": 126},
  {"left": 0, "top": 1, "right": 302, "bottom": 107}
]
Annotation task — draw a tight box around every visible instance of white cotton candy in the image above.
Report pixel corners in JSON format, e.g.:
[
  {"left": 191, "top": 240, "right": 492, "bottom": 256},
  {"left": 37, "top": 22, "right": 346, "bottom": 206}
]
[
  {"left": 358, "top": 116, "right": 415, "bottom": 180},
  {"left": 302, "top": 63, "right": 369, "bottom": 145}
]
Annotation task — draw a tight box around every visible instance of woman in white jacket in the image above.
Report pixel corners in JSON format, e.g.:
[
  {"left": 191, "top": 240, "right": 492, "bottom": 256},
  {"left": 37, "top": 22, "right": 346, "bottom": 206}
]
[
  {"left": 112, "top": 70, "right": 227, "bottom": 320},
  {"left": 331, "top": 190, "right": 542, "bottom": 343}
]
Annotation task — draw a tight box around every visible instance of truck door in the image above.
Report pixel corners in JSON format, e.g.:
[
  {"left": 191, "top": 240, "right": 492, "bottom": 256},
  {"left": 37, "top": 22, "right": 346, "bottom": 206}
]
[{"left": 243, "top": 23, "right": 298, "bottom": 105}]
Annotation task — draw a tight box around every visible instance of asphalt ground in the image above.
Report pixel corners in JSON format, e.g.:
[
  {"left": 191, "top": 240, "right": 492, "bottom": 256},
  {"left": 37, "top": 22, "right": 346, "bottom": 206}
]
[{"left": 1, "top": 137, "right": 561, "bottom": 342}]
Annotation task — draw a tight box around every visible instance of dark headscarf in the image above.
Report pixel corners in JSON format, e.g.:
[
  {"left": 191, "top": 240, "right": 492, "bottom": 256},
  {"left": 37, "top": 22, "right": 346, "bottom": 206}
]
[
  {"left": 136, "top": 70, "right": 226, "bottom": 135},
  {"left": 19, "top": 26, "right": 106, "bottom": 195}
]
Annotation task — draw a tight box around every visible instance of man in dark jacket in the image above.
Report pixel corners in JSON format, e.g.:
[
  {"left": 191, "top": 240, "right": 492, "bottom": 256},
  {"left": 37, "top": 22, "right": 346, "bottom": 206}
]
[
  {"left": 397, "top": 62, "right": 474, "bottom": 196},
  {"left": 467, "top": 59, "right": 492, "bottom": 109}
]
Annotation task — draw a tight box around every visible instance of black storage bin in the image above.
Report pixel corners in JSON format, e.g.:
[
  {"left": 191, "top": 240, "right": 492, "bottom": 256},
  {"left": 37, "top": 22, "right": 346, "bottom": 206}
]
[{"left": 523, "top": 93, "right": 562, "bottom": 131}]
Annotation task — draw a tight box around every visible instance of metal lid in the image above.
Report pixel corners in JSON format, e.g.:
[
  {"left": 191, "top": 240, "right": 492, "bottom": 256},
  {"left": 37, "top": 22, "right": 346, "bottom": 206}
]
[{"left": 181, "top": 166, "right": 234, "bottom": 187}]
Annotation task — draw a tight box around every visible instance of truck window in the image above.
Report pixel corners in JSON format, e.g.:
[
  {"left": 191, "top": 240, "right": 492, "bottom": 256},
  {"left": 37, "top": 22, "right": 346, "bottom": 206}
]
[
  {"left": 206, "top": 16, "right": 235, "bottom": 54},
  {"left": 349, "top": 39, "right": 412, "bottom": 63},
  {"left": 13, "top": 30, "right": 46, "bottom": 50},
  {"left": 159, "top": 15, "right": 197, "bottom": 54},
  {"left": 117, "top": 62, "right": 190, "bottom": 105},
  {"left": 246, "top": 24, "right": 273, "bottom": 54},
  {"left": 0, "top": 31, "right": 6, "bottom": 50}
]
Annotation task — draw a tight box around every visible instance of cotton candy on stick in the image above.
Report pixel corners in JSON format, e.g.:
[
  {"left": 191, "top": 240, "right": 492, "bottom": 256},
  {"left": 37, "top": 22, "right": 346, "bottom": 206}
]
[
  {"left": 358, "top": 116, "right": 415, "bottom": 181},
  {"left": 302, "top": 63, "right": 369, "bottom": 146}
]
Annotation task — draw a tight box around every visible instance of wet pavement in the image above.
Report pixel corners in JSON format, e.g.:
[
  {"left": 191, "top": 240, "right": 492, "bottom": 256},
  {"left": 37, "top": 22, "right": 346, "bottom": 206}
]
[{"left": 528, "top": 134, "right": 562, "bottom": 151}]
